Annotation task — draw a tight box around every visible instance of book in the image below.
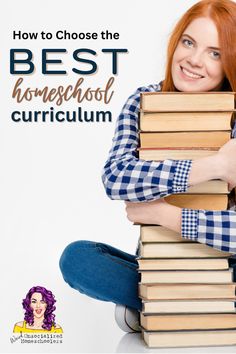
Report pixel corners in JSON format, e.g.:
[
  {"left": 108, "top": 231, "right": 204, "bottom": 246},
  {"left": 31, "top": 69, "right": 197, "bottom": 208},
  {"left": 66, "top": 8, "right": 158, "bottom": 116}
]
[
  {"left": 140, "top": 92, "right": 235, "bottom": 112},
  {"left": 143, "top": 329, "right": 236, "bottom": 348},
  {"left": 164, "top": 193, "right": 228, "bottom": 210},
  {"left": 137, "top": 258, "right": 229, "bottom": 271},
  {"left": 139, "top": 242, "right": 231, "bottom": 258},
  {"left": 140, "top": 270, "right": 233, "bottom": 284},
  {"left": 140, "top": 225, "right": 187, "bottom": 242},
  {"left": 139, "top": 283, "right": 236, "bottom": 300},
  {"left": 142, "top": 299, "right": 236, "bottom": 314},
  {"left": 138, "top": 92, "right": 235, "bottom": 349},
  {"left": 139, "top": 111, "right": 233, "bottom": 132},
  {"left": 139, "top": 225, "right": 224, "bottom": 243},
  {"left": 140, "top": 313, "right": 236, "bottom": 331},
  {"left": 139, "top": 131, "right": 231, "bottom": 148},
  {"left": 186, "top": 180, "right": 229, "bottom": 194},
  {"left": 139, "top": 147, "right": 217, "bottom": 160}
]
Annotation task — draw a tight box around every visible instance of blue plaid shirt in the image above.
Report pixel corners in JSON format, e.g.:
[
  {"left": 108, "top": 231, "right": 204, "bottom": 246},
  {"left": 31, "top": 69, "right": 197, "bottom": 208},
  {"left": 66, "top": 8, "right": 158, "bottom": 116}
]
[{"left": 102, "top": 84, "right": 236, "bottom": 254}]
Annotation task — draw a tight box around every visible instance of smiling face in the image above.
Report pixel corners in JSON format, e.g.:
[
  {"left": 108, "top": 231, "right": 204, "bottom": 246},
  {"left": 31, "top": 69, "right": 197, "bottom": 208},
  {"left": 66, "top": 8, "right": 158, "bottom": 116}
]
[
  {"left": 30, "top": 292, "right": 47, "bottom": 319},
  {"left": 171, "top": 17, "right": 225, "bottom": 92}
]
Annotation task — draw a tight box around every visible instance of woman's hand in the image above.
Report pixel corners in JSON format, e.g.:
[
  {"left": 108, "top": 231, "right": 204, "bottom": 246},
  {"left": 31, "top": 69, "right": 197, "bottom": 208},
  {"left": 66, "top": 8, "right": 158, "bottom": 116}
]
[
  {"left": 125, "top": 199, "right": 167, "bottom": 225},
  {"left": 188, "top": 139, "right": 236, "bottom": 190},
  {"left": 217, "top": 139, "right": 236, "bottom": 190},
  {"left": 125, "top": 199, "right": 182, "bottom": 234}
]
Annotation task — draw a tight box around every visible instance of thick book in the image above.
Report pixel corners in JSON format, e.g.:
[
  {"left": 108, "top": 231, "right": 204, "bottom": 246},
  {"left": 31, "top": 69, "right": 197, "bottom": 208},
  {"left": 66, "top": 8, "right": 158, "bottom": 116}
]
[
  {"left": 139, "top": 242, "right": 231, "bottom": 258},
  {"left": 140, "top": 92, "right": 235, "bottom": 112},
  {"left": 139, "top": 283, "right": 236, "bottom": 300},
  {"left": 140, "top": 313, "right": 236, "bottom": 331},
  {"left": 164, "top": 193, "right": 228, "bottom": 210},
  {"left": 143, "top": 329, "right": 236, "bottom": 348},
  {"left": 137, "top": 258, "right": 229, "bottom": 271},
  {"left": 139, "top": 147, "right": 217, "bottom": 160},
  {"left": 185, "top": 180, "right": 229, "bottom": 194},
  {"left": 140, "top": 270, "right": 233, "bottom": 284},
  {"left": 140, "top": 225, "right": 226, "bottom": 243},
  {"left": 142, "top": 299, "right": 236, "bottom": 314},
  {"left": 140, "top": 225, "right": 187, "bottom": 242},
  {"left": 139, "top": 131, "right": 231, "bottom": 148},
  {"left": 139, "top": 111, "right": 233, "bottom": 132}
]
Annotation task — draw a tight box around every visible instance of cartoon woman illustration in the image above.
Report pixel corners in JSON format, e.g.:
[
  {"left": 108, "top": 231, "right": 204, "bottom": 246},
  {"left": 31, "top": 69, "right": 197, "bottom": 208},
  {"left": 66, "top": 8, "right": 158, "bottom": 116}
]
[{"left": 13, "top": 286, "right": 63, "bottom": 333}]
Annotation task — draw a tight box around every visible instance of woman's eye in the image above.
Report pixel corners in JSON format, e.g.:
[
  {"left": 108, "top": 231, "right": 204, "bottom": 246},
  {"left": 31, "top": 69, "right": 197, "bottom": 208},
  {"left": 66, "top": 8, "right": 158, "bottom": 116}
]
[
  {"left": 182, "top": 39, "right": 193, "bottom": 47},
  {"left": 210, "top": 51, "right": 220, "bottom": 59}
]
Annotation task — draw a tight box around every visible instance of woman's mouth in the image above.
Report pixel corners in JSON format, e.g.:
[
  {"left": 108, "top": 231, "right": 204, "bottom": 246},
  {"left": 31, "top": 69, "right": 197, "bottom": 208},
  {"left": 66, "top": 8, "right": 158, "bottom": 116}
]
[
  {"left": 35, "top": 309, "right": 42, "bottom": 314},
  {"left": 180, "top": 66, "right": 204, "bottom": 79}
]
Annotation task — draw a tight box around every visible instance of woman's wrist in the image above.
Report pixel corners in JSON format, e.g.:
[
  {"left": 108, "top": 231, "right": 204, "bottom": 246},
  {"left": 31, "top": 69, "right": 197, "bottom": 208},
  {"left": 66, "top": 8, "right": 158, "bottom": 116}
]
[
  {"left": 157, "top": 202, "right": 182, "bottom": 234},
  {"left": 125, "top": 199, "right": 182, "bottom": 229},
  {"left": 188, "top": 154, "right": 223, "bottom": 186}
]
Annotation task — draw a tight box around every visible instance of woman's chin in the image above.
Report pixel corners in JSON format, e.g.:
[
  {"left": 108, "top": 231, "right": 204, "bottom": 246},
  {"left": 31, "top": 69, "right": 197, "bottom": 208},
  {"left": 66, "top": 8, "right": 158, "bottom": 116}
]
[{"left": 173, "top": 81, "right": 204, "bottom": 92}]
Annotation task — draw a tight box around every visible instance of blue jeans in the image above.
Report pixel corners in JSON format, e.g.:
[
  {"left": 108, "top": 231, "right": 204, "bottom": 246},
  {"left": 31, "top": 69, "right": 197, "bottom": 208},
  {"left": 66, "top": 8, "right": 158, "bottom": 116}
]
[
  {"left": 59, "top": 241, "right": 236, "bottom": 312},
  {"left": 59, "top": 240, "right": 142, "bottom": 311}
]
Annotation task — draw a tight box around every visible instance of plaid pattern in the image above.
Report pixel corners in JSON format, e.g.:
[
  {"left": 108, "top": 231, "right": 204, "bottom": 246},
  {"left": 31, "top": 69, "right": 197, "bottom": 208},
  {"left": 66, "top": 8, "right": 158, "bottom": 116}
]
[
  {"left": 181, "top": 209, "right": 199, "bottom": 240},
  {"left": 182, "top": 209, "right": 236, "bottom": 253},
  {"left": 102, "top": 84, "right": 236, "bottom": 254}
]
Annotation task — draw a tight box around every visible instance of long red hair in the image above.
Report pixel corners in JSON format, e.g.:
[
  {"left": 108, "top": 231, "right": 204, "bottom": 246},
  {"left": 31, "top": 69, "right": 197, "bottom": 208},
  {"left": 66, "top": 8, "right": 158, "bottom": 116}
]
[{"left": 162, "top": 0, "right": 236, "bottom": 92}]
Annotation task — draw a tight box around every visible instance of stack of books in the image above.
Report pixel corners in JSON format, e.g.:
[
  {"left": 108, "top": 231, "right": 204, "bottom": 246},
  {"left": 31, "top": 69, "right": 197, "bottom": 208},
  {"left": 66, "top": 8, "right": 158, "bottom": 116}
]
[{"left": 138, "top": 91, "right": 236, "bottom": 348}]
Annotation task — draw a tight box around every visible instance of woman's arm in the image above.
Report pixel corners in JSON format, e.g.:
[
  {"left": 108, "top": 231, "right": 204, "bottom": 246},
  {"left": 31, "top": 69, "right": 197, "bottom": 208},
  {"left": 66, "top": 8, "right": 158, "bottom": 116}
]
[
  {"left": 125, "top": 135, "right": 236, "bottom": 254},
  {"left": 102, "top": 85, "right": 191, "bottom": 201},
  {"left": 189, "top": 138, "right": 236, "bottom": 190},
  {"left": 125, "top": 200, "right": 236, "bottom": 254},
  {"left": 125, "top": 137, "right": 236, "bottom": 253},
  {"left": 181, "top": 207, "right": 236, "bottom": 253},
  {"left": 102, "top": 85, "right": 226, "bottom": 202},
  {"left": 185, "top": 124, "right": 236, "bottom": 253}
]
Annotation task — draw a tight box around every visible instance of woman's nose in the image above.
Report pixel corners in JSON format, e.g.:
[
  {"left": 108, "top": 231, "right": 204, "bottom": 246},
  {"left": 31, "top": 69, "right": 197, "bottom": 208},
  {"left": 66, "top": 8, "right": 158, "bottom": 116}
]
[{"left": 187, "top": 50, "right": 204, "bottom": 67}]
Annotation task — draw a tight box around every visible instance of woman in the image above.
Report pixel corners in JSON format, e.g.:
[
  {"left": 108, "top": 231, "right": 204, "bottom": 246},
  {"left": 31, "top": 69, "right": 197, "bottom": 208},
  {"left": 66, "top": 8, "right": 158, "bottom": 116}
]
[
  {"left": 13, "top": 286, "right": 63, "bottom": 333},
  {"left": 60, "top": 0, "right": 236, "bottom": 333}
]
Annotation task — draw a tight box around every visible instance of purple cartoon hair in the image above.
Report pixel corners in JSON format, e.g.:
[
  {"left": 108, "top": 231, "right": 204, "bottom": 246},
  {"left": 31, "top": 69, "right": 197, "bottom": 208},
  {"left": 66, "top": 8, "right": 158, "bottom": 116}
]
[{"left": 22, "top": 286, "right": 56, "bottom": 330}]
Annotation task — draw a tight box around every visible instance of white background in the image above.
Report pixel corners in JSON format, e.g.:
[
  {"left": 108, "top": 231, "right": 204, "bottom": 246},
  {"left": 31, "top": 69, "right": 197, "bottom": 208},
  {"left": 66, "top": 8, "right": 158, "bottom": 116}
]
[{"left": 1, "top": 0, "right": 236, "bottom": 352}]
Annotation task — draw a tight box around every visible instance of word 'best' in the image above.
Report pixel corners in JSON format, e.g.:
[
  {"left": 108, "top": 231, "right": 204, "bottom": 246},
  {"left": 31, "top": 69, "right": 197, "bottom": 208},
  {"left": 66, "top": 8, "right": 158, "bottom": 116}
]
[{"left": 10, "top": 48, "right": 128, "bottom": 75}]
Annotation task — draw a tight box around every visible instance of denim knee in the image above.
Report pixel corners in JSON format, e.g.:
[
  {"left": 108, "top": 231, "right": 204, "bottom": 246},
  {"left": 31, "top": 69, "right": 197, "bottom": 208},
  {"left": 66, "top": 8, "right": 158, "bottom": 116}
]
[{"left": 59, "top": 240, "right": 98, "bottom": 290}]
